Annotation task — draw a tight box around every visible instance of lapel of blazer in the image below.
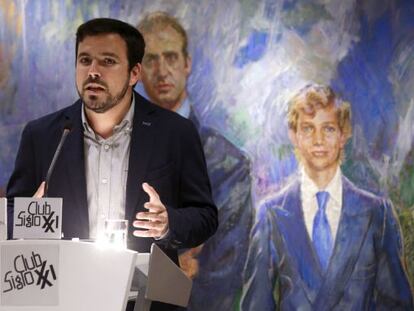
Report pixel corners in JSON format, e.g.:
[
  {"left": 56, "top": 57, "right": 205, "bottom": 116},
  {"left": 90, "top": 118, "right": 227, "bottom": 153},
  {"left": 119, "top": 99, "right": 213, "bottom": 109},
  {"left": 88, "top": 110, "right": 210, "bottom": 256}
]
[
  {"left": 313, "top": 176, "right": 373, "bottom": 310},
  {"left": 61, "top": 101, "right": 89, "bottom": 235},
  {"left": 125, "top": 92, "right": 158, "bottom": 223},
  {"left": 272, "top": 178, "right": 323, "bottom": 304}
]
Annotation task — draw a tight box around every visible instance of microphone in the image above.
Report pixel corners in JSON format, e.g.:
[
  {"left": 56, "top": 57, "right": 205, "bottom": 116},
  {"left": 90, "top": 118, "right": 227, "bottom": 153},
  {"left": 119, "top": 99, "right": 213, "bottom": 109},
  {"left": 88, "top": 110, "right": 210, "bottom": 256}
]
[{"left": 44, "top": 120, "right": 73, "bottom": 197}]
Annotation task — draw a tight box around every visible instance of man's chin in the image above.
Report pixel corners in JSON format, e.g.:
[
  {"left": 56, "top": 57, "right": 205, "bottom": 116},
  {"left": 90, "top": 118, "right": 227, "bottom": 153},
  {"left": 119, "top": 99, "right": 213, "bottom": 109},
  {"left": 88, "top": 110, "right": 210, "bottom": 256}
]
[
  {"left": 150, "top": 96, "right": 177, "bottom": 109},
  {"left": 157, "top": 93, "right": 174, "bottom": 102},
  {"left": 84, "top": 100, "right": 111, "bottom": 114},
  {"left": 308, "top": 161, "right": 339, "bottom": 173}
]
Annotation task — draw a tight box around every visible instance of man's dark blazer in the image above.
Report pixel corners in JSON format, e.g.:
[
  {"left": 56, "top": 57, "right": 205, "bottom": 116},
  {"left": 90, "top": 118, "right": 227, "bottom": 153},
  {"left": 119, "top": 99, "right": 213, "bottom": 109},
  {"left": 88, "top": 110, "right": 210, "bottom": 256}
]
[
  {"left": 241, "top": 174, "right": 413, "bottom": 310},
  {"left": 7, "top": 92, "right": 218, "bottom": 265},
  {"left": 186, "top": 109, "right": 254, "bottom": 311}
]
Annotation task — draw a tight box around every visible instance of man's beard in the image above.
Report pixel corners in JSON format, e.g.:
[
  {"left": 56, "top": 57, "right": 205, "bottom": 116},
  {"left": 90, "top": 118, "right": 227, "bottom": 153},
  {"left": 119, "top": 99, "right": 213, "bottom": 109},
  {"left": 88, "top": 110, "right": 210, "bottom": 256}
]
[{"left": 78, "top": 75, "right": 130, "bottom": 113}]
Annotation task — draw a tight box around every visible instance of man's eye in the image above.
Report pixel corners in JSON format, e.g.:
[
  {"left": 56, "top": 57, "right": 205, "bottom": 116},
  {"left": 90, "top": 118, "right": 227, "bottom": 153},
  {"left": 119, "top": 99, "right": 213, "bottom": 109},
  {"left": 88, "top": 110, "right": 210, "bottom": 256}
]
[
  {"left": 143, "top": 55, "right": 158, "bottom": 66},
  {"left": 324, "top": 126, "right": 336, "bottom": 133},
  {"left": 78, "top": 57, "right": 91, "bottom": 65},
  {"left": 166, "top": 54, "right": 177, "bottom": 61},
  {"left": 302, "top": 126, "right": 313, "bottom": 133},
  {"left": 165, "top": 53, "right": 178, "bottom": 64},
  {"left": 103, "top": 58, "right": 116, "bottom": 65}
]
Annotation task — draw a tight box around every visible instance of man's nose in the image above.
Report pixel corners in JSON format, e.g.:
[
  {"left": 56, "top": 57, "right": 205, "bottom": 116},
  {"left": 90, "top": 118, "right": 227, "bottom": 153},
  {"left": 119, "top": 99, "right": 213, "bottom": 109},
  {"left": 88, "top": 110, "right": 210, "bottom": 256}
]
[
  {"left": 157, "top": 58, "right": 168, "bottom": 77},
  {"left": 88, "top": 60, "right": 101, "bottom": 80},
  {"left": 313, "top": 129, "right": 324, "bottom": 144}
]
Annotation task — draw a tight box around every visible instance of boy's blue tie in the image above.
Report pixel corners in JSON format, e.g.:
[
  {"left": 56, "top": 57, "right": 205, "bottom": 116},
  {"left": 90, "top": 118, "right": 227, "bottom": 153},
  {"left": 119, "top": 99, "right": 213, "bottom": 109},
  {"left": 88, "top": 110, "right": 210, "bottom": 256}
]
[{"left": 312, "top": 191, "right": 333, "bottom": 271}]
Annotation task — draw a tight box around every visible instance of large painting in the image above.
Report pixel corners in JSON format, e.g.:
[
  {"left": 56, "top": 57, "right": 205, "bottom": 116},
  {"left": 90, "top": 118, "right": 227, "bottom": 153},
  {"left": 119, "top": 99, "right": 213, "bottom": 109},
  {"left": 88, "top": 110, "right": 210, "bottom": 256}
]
[{"left": 1, "top": 0, "right": 413, "bottom": 310}]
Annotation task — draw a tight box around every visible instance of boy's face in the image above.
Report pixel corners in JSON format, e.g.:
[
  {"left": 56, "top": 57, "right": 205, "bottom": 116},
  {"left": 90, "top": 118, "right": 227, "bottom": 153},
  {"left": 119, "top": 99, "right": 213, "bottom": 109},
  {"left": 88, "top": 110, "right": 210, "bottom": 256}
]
[{"left": 290, "top": 106, "right": 347, "bottom": 177}]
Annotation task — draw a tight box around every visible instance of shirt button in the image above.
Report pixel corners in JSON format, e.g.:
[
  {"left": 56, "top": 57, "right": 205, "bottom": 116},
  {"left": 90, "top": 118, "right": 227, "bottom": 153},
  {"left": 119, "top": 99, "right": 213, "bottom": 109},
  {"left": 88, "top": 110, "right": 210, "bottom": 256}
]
[
  {"left": 102, "top": 178, "right": 108, "bottom": 184},
  {"left": 104, "top": 144, "right": 110, "bottom": 150}
]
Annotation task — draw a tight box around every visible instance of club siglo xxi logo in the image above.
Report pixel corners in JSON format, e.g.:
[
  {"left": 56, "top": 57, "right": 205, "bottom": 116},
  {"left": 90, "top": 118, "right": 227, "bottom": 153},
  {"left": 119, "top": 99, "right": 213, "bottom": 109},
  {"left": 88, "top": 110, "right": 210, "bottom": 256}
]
[
  {"left": 16, "top": 201, "right": 59, "bottom": 233},
  {"left": 3, "top": 252, "right": 57, "bottom": 292}
]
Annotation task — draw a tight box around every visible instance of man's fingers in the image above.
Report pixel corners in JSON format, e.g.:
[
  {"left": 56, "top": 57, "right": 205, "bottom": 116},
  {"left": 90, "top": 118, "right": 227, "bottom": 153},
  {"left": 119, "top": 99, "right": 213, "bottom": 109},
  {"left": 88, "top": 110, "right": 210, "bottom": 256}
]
[
  {"left": 134, "top": 183, "right": 168, "bottom": 239},
  {"left": 133, "top": 229, "right": 163, "bottom": 238},
  {"left": 134, "top": 213, "right": 166, "bottom": 223},
  {"left": 133, "top": 220, "right": 164, "bottom": 230},
  {"left": 142, "top": 182, "right": 160, "bottom": 202},
  {"left": 142, "top": 202, "right": 165, "bottom": 212}
]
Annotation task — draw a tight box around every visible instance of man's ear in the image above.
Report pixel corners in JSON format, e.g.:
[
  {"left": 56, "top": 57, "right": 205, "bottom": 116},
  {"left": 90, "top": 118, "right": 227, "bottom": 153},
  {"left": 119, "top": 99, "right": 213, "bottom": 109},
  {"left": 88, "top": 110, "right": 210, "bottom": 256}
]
[
  {"left": 129, "top": 63, "right": 142, "bottom": 85},
  {"left": 185, "top": 55, "right": 192, "bottom": 77},
  {"left": 288, "top": 128, "right": 298, "bottom": 147}
]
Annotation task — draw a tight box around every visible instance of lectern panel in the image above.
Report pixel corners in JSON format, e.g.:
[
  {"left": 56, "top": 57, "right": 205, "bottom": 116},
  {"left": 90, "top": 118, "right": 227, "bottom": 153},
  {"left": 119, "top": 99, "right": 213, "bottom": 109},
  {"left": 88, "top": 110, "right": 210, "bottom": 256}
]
[{"left": 0, "top": 240, "right": 136, "bottom": 311}]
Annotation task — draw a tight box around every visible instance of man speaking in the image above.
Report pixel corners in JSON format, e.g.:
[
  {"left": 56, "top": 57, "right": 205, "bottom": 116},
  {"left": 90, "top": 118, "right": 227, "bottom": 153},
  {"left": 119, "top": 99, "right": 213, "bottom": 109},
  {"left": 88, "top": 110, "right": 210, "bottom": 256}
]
[{"left": 6, "top": 17, "right": 217, "bottom": 310}]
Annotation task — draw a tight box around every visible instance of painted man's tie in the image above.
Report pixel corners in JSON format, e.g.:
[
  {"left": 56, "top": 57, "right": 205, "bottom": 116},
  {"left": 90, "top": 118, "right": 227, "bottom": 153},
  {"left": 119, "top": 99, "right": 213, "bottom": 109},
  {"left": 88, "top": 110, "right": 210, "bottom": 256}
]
[{"left": 312, "top": 191, "right": 333, "bottom": 271}]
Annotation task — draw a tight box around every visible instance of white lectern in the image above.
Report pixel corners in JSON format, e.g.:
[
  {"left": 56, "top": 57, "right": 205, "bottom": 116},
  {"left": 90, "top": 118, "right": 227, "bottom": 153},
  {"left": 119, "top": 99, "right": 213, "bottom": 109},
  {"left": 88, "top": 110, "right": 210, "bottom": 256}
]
[
  {"left": 1, "top": 197, "right": 192, "bottom": 310},
  {"left": 0, "top": 240, "right": 192, "bottom": 311},
  {"left": 0, "top": 240, "right": 137, "bottom": 311}
]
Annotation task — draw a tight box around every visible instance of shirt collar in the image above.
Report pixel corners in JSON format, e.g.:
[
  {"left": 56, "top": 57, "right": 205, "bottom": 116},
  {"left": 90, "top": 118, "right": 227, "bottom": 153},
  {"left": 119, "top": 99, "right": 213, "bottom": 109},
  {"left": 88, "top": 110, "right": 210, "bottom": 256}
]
[
  {"left": 300, "top": 166, "right": 342, "bottom": 207},
  {"left": 81, "top": 93, "right": 135, "bottom": 139},
  {"left": 175, "top": 98, "right": 191, "bottom": 119}
]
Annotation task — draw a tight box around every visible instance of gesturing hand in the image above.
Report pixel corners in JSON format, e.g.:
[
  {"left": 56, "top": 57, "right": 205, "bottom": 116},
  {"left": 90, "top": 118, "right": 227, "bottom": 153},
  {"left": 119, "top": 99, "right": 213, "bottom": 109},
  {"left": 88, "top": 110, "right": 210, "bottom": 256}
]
[{"left": 133, "top": 183, "right": 169, "bottom": 239}]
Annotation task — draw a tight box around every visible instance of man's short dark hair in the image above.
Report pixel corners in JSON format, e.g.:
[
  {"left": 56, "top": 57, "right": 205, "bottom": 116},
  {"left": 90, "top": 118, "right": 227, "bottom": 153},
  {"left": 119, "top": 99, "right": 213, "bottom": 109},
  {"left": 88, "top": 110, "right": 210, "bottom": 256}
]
[{"left": 76, "top": 18, "right": 145, "bottom": 70}]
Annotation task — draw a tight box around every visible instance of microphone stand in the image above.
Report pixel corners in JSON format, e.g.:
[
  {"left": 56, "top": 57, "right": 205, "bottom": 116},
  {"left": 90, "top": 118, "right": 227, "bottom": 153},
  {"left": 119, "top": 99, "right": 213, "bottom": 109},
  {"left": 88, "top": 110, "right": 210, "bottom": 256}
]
[{"left": 44, "top": 123, "right": 72, "bottom": 197}]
